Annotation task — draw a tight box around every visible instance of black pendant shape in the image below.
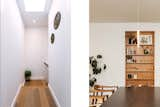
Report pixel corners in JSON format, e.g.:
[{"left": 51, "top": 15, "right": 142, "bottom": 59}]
[
  {"left": 97, "top": 54, "right": 102, "bottom": 59},
  {"left": 104, "top": 64, "right": 107, "bottom": 70},
  {"left": 91, "top": 60, "right": 97, "bottom": 68}
]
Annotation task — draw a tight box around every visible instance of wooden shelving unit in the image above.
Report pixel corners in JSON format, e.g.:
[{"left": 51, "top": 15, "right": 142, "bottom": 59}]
[{"left": 125, "top": 31, "right": 154, "bottom": 87}]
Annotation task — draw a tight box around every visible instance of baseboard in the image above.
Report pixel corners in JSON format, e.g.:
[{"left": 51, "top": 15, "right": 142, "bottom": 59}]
[
  {"left": 22, "top": 77, "right": 45, "bottom": 86},
  {"left": 22, "top": 80, "right": 25, "bottom": 86},
  {"left": 48, "top": 84, "right": 61, "bottom": 107},
  {"left": 11, "top": 83, "right": 23, "bottom": 107},
  {"left": 30, "top": 76, "right": 45, "bottom": 80}
]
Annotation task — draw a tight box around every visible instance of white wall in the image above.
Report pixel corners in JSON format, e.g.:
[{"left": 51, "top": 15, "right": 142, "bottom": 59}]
[
  {"left": 48, "top": 0, "right": 71, "bottom": 107},
  {"left": 0, "top": 0, "right": 24, "bottom": 106},
  {"left": 90, "top": 23, "right": 160, "bottom": 87},
  {"left": 0, "top": 0, "right": 2, "bottom": 105},
  {"left": 24, "top": 27, "right": 48, "bottom": 80},
  {"left": 71, "top": 0, "right": 89, "bottom": 107}
]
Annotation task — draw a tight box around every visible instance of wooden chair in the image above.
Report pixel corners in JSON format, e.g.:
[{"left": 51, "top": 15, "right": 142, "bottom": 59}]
[
  {"left": 89, "top": 90, "right": 107, "bottom": 107},
  {"left": 89, "top": 85, "right": 118, "bottom": 107},
  {"left": 94, "top": 85, "right": 118, "bottom": 97}
]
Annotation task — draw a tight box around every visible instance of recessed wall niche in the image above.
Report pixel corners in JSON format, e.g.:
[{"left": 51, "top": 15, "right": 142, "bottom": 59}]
[{"left": 125, "top": 31, "right": 154, "bottom": 87}]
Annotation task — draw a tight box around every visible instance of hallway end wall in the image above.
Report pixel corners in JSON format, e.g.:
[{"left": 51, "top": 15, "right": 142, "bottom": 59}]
[{"left": 24, "top": 27, "right": 48, "bottom": 80}]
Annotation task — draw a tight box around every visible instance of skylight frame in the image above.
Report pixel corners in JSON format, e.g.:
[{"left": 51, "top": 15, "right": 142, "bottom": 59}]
[{"left": 24, "top": 0, "right": 46, "bottom": 12}]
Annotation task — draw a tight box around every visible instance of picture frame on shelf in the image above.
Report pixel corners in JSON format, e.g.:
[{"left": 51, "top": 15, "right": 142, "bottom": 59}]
[{"left": 138, "top": 35, "right": 152, "bottom": 45}]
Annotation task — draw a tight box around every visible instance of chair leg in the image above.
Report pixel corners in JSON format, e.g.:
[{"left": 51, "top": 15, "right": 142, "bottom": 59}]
[
  {"left": 103, "top": 97, "right": 105, "bottom": 102},
  {"left": 92, "top": 98, "right": 95, "bottom": 105},
  {"left": 95, "top": 98, "right": 98, "bottom": 104},
  {"left": 107, "top": 95, "right": 109, "bottom": 99}
]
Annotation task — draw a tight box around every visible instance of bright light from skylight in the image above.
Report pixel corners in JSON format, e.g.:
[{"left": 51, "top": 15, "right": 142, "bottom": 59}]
[{"left": 24, "top": 0, "right": 46, "bottom": 12}]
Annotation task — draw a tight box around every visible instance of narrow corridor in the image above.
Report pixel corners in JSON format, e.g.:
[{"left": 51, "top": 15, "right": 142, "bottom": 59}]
[{"left": 0, "top": 0, "right": 71, "bottom": 106}]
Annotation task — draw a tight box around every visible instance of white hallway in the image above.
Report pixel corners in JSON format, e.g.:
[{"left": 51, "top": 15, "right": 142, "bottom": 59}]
[{"left": 0, "top": 0, "right": 76, "bottom": 107}]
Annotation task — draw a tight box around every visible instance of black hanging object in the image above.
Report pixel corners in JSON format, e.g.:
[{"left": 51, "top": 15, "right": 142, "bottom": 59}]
[
  {"left": 97, "top": 55, "right": 102, "bottom": 59},
  {"left": 89, "top": 80, "right": 94, "bottom": 87},
  {"left": 89, "top": 78, "right": 97, "bottom": 87},
  {"left": 104, "top": 64, "right": 106, "bottom": 70},
  {"left": 89, "top": 56, "right": 94, "bottom": 64},
  {"left": 54, "top": 12, "right": 61, "bottom": 30},
  {"left": 51, "top": 33, "right": 55, "bottom": 44},
  {"left": 93, "top": 68, "right": 98, "bottom": 74},
  {"left": 95, "top": 69, "right": 98, "bottom": 74},
  {"left": 90, "top": 59, "right": 92, "bottom": 64},
  {"left": 99, "top": 68, "right": 101, "bottom": 73},
  {"left": 93, "top": 68, "right": 96, "bottom": 74},
  {"left": 93, "top": 77, "right": 97, "bottom": 82},
  {"left": 92, "top": 60, "right": 97, "bottom": 68}
]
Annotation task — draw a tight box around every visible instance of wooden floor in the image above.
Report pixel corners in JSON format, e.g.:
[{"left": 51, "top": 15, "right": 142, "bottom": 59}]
[{"left": 15, "top": 80, "right": 57, "bottom": 107}]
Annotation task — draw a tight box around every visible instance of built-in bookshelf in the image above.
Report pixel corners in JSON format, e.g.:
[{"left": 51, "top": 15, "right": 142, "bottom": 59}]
[{"left": 125, "top": 31, "right": 154, "bottom": 87}]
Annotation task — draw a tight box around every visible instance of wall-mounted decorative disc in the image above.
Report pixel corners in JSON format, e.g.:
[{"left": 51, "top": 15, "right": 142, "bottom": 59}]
[
  {"left": 54, "top": 12, "right": 61, "bottom": 30},
  {"left": 51, "top": 33, "right": 55, "bottom": 44}
]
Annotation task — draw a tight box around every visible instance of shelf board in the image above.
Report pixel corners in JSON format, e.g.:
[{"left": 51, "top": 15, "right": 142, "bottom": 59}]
[
  {"left": 126, "top": 44, "right": 153, "bottom": 46},
  {"left": 126, "top": 79, "right": 154, "bottom": 81},
  {"left": 126, "top": 44, "right": 137, "bottom": 46},
  {"left": 126, "top": 71, "right": 154, "bottom": 73},
  {"left": 126, "top": 63, "right": 154, "bottom": 64},
  {"left": 126, "top": 54, "right": 153, "bottom": 56}
]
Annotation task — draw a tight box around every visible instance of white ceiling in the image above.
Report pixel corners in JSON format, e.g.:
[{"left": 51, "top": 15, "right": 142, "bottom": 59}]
[
  {"left": 90, "top": 0, "right": 160, "bottom": 22},
  {"left": 16, "top": 0, "right": 52, "bottom": 27}
]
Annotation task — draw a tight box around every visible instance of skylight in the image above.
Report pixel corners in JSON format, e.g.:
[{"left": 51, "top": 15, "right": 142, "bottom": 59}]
[{"left": 24, "top": 0, "right": 46, "bottom": 12}]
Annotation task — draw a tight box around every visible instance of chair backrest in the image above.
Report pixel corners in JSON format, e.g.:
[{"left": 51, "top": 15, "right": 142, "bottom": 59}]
[
  {"left": 94, "top": 85, "right": 118, "bottom": 89},
  {"left": 94, "top": 85, "right": 118, "bottom": 94},
  {"left": 89, "top": 85, "right": 118, "bottom": 107}
]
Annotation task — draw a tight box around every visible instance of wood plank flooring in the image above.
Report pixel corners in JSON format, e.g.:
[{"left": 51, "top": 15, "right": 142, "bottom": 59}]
[
  {"left": 24, "top": 80, "right": 48, "bottom": 87},
  {"left": 15, "top": 80, "right": 57, "bottom": 107}
]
